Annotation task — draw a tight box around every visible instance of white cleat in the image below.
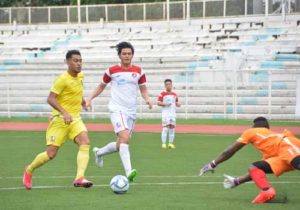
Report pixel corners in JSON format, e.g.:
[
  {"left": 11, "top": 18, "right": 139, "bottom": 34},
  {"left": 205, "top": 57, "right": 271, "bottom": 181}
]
[{"left": 93, "top": 147, "right": 103, "bottom": 168}]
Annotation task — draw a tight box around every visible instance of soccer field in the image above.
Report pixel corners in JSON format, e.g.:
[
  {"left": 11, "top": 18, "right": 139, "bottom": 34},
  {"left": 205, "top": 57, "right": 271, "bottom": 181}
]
[{"left": 0, "top": 131, "right": 299, "bottom": 210}]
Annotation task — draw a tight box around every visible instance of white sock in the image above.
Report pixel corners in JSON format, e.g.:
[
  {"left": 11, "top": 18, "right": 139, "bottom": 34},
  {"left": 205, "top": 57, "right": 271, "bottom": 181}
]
[
  {"left": 161, "top": 127, "right": 168, "bottom": 144},
  {"left": 96, "top": 142, "right": 117, "bottom": 156},
  {"left": 169, "top": 128, "right": 175, "bottom": 143},
  {"left": 119, "top": 143, "right": 132, "bottom": 177}
]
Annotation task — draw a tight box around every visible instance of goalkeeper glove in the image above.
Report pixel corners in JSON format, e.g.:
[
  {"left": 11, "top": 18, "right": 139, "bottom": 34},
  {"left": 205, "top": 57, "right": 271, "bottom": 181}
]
[
  {"left": 223, "top": 174, "right": 239, "bottom": 189},
  {"left": 199, "top": 160, "right": 216, "bottom": 176}
]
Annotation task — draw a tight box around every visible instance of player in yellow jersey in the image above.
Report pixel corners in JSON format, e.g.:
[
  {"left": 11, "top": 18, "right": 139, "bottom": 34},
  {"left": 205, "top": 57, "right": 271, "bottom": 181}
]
[{"left": 23, "top": 50, "right": 93, "bottom": 189}]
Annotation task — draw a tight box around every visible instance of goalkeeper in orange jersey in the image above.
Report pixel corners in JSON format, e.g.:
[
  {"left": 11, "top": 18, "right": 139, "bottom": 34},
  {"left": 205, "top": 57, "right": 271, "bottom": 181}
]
[
  {"left": 199, "top": 117, "right": 300, "bottom": 203},
  {"left": 23, "top": 50, "right": 93, "bottom": 189}
]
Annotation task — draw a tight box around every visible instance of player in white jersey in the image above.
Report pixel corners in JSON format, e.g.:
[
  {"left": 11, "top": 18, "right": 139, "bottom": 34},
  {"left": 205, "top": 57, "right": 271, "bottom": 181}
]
[
  {"left": 157, "top": 79, "right": 180, "bottom": 149},
  {"left": 86, "top": 42, "right": 152, "bottom": 182}
]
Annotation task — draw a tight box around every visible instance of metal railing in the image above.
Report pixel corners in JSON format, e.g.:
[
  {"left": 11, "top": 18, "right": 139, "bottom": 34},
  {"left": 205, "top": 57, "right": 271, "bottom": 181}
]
[
  {"left": 0, "top": 69, "right": 299, "bottom": 120},
  {"left": 0, "top": 0, "right": 299, "bottom": 25}
]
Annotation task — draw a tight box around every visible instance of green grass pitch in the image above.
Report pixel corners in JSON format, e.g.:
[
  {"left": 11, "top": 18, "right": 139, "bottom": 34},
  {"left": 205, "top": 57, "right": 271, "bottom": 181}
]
[{"left": 0, "top": 131, "right": 299, "bottom": 210}]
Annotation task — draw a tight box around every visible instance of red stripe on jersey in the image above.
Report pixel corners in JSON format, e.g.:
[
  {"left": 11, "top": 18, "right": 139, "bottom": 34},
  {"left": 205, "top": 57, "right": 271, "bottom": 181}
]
[
  {"left": 138, "top": 74, "right": 146, "bottom": 84},
  {"left": 158, "top": 91, "right": 178, "bottom": 102},
  {"left": 103, "top": 72, "right": 111, "bottom": 83},
  {"left": 109, "top": 64, "right": 142, "bottom": 75},
  {"left": 119, "top": 111, "right": 128, "bottom": 130}
]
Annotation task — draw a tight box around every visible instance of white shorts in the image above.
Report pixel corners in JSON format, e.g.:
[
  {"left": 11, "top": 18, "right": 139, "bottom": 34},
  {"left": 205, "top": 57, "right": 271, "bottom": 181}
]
[
  {"left": 110, "top": 111, "right": 136, "bottom": 135},
  {"left": 162, "top": 116, "right": 176, "bottom": 127}
]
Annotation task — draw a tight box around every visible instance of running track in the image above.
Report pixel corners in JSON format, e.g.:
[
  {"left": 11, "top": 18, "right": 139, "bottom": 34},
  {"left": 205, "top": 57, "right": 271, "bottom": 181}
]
[{"left": 0, "top": 122, "right": 299, "bottom": 135}]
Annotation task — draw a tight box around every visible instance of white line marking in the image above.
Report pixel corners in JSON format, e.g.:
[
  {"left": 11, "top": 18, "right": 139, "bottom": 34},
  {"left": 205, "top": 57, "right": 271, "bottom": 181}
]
[
  {"left": 1, "top": 175, "right": 299, "bottom": 179},
  {"left": 1, "top": 181, "right": 300, "bottom": 191},
  {"left": 0, "top": 175, "right": 201, "bottom": 179}
]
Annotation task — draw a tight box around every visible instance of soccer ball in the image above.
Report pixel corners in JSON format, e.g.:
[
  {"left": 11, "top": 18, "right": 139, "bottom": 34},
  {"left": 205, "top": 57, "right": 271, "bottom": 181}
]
[{"left": 110, "top": 175, "right": 129, "bottom": 194}]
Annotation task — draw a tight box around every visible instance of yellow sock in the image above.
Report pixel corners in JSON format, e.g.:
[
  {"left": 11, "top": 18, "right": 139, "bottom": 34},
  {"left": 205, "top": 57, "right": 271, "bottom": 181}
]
[
  {"left": 26, "top": 152, "right": 50, "bottom": 174},
  {"left": 75, "top": 145, "right": 90, "bottom": 180}
]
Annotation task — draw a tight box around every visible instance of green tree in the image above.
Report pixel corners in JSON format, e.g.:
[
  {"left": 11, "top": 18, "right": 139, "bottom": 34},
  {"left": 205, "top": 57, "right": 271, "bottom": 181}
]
[
  {"left": 0, "top": 0, "right": 71, "bottom": 7},
  {"left": 29, "top": 0, "right": 70, "bottom": 6},
  {"left": 1, "top": 0, "right": 175, "bottom": 7},
  {"left": 70, "top": 0, "right": 172, "bottom": 5},
  {"left": 0, "top": 0, "right": 15, "bottom": 7}
]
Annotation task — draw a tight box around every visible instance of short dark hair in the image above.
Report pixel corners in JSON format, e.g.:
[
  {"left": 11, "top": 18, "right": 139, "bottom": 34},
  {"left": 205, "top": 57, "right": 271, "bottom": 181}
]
[
  {"left": 116, "top": 42, "right": 134, "bottom": 55},
  {"left": 164, "top": 79, "right": 172, "bottom": 84},
  {"left": 66, "top": 50, "right": 81, "bottom": 60},
  {"left": 253, "top": 117, "right": 270, "bottom": 129}
]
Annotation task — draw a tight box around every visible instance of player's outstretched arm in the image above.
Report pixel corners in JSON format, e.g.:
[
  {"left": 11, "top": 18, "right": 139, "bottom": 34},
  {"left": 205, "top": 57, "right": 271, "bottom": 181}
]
[
  {"left": 199, "top": 142, "right": 245, "bottom": 176},
  {"left": 86, "top": 83, "right": 107, "bottom": 109},
  {"left": 223, "top": 173, "right": 251, "bottom": 189},
  {"left": 223, "top": 174, "right": 238, "bottom": 189},
  {"left": 199, "top": 161, "right": 216, "bottom": 176}
]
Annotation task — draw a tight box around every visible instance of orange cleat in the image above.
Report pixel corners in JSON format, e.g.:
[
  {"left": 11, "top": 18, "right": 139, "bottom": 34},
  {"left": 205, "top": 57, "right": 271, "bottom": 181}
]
[
  {"left": 23, "top": 168, "right": 32, "bottom": 190},
  {"left": 73, "top": 177, "right": 93, "bottom": 188},
  {"left": 251, "top": 187, "right": 276, "bottom": 204}
]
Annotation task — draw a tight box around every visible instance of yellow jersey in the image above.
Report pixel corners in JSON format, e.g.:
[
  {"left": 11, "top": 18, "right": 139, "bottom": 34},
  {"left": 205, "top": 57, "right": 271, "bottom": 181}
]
[{"left": 50, "top": 71, "right": 84, "bottom": 118}]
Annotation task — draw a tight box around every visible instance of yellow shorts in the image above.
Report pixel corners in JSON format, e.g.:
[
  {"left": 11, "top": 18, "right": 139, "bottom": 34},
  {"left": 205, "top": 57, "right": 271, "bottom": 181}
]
[
  {"left": 46, "top": 117, "right": 87, "bottom": 147},
  {"left": 265, "top": 136, "right": 300, "bottom": 176}
]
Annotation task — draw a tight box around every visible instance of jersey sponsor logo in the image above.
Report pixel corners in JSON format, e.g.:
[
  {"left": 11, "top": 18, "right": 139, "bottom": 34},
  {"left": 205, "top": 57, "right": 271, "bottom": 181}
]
[
  {"left": 165, "top": 98, "right": 172, "bottom": 103},
  {"left": 50, "top": 136, "right": 56, "bottom": 143},
  {"left": 117, "top": 79, "right": 127, "bottom": 85}
]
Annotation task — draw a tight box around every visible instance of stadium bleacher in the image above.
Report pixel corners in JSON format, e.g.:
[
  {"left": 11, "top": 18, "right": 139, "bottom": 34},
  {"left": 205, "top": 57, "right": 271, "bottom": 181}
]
[{"left": 0, "top": 15, "right": 300, "bottom": 119}]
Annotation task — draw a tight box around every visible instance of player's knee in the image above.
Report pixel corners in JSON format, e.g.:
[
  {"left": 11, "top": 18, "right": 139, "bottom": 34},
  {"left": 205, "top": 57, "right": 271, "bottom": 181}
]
[
  {"left": 47, "top": 151, "right": 57, "bottom": 159},
  {"left": 291, "top": 156, "right": 300, "bottom": 170},
  {"left": 46, "top": 146, "right": 59, "bottom": 159},
  {"left": 118, "top": 132, "right": 130, "bottom": 143},
  {"left": 78, "top": 138, "right": 90, "bottom": 145},
  {"left": 119, "top": 137, "right": 130, "bottom": 144},
  {"left": 75, "top": 132, "right": 90, "bottom": 145},
  {"left": 162, "top": 127, "right": 168, "bottom": 131}
]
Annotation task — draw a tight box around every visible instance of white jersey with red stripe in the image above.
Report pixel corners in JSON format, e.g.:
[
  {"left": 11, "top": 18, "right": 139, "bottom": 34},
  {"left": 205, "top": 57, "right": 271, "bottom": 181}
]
[
  {"left": 102, "top": 64, "right": 146, "bottom": 117},
  {"left": 158, "top": 91, "right": 179, "bottom": 118}
]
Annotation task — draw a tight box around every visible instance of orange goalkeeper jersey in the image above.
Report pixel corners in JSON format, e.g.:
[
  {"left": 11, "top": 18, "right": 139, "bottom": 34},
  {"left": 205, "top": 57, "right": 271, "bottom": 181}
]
[{"left": 237, "top": 128, "right": 283, "bottom": 160}]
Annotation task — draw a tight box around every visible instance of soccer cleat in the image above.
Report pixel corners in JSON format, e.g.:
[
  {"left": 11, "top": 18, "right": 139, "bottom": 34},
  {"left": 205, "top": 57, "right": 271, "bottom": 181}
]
[
  {"left": 168, "top": 143, "right": 176, "bottom": 149},
  {"left": 73, "top": 177, "right": 93, "bottom": 188},
  {"left": 251, "top": 187, "right": 276, "bottom": 204},
  {"left": 162, "top": 144, "right": 167, "bottom": 149},
  {"left": 23, "top": 167, "right": 32, "bottom": 190},
  {"left": 93, "top": 147, "right": 103, "bottom": 167},
  {"left": 127, "top": 169, "right": 137, "bottom": 182}
]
